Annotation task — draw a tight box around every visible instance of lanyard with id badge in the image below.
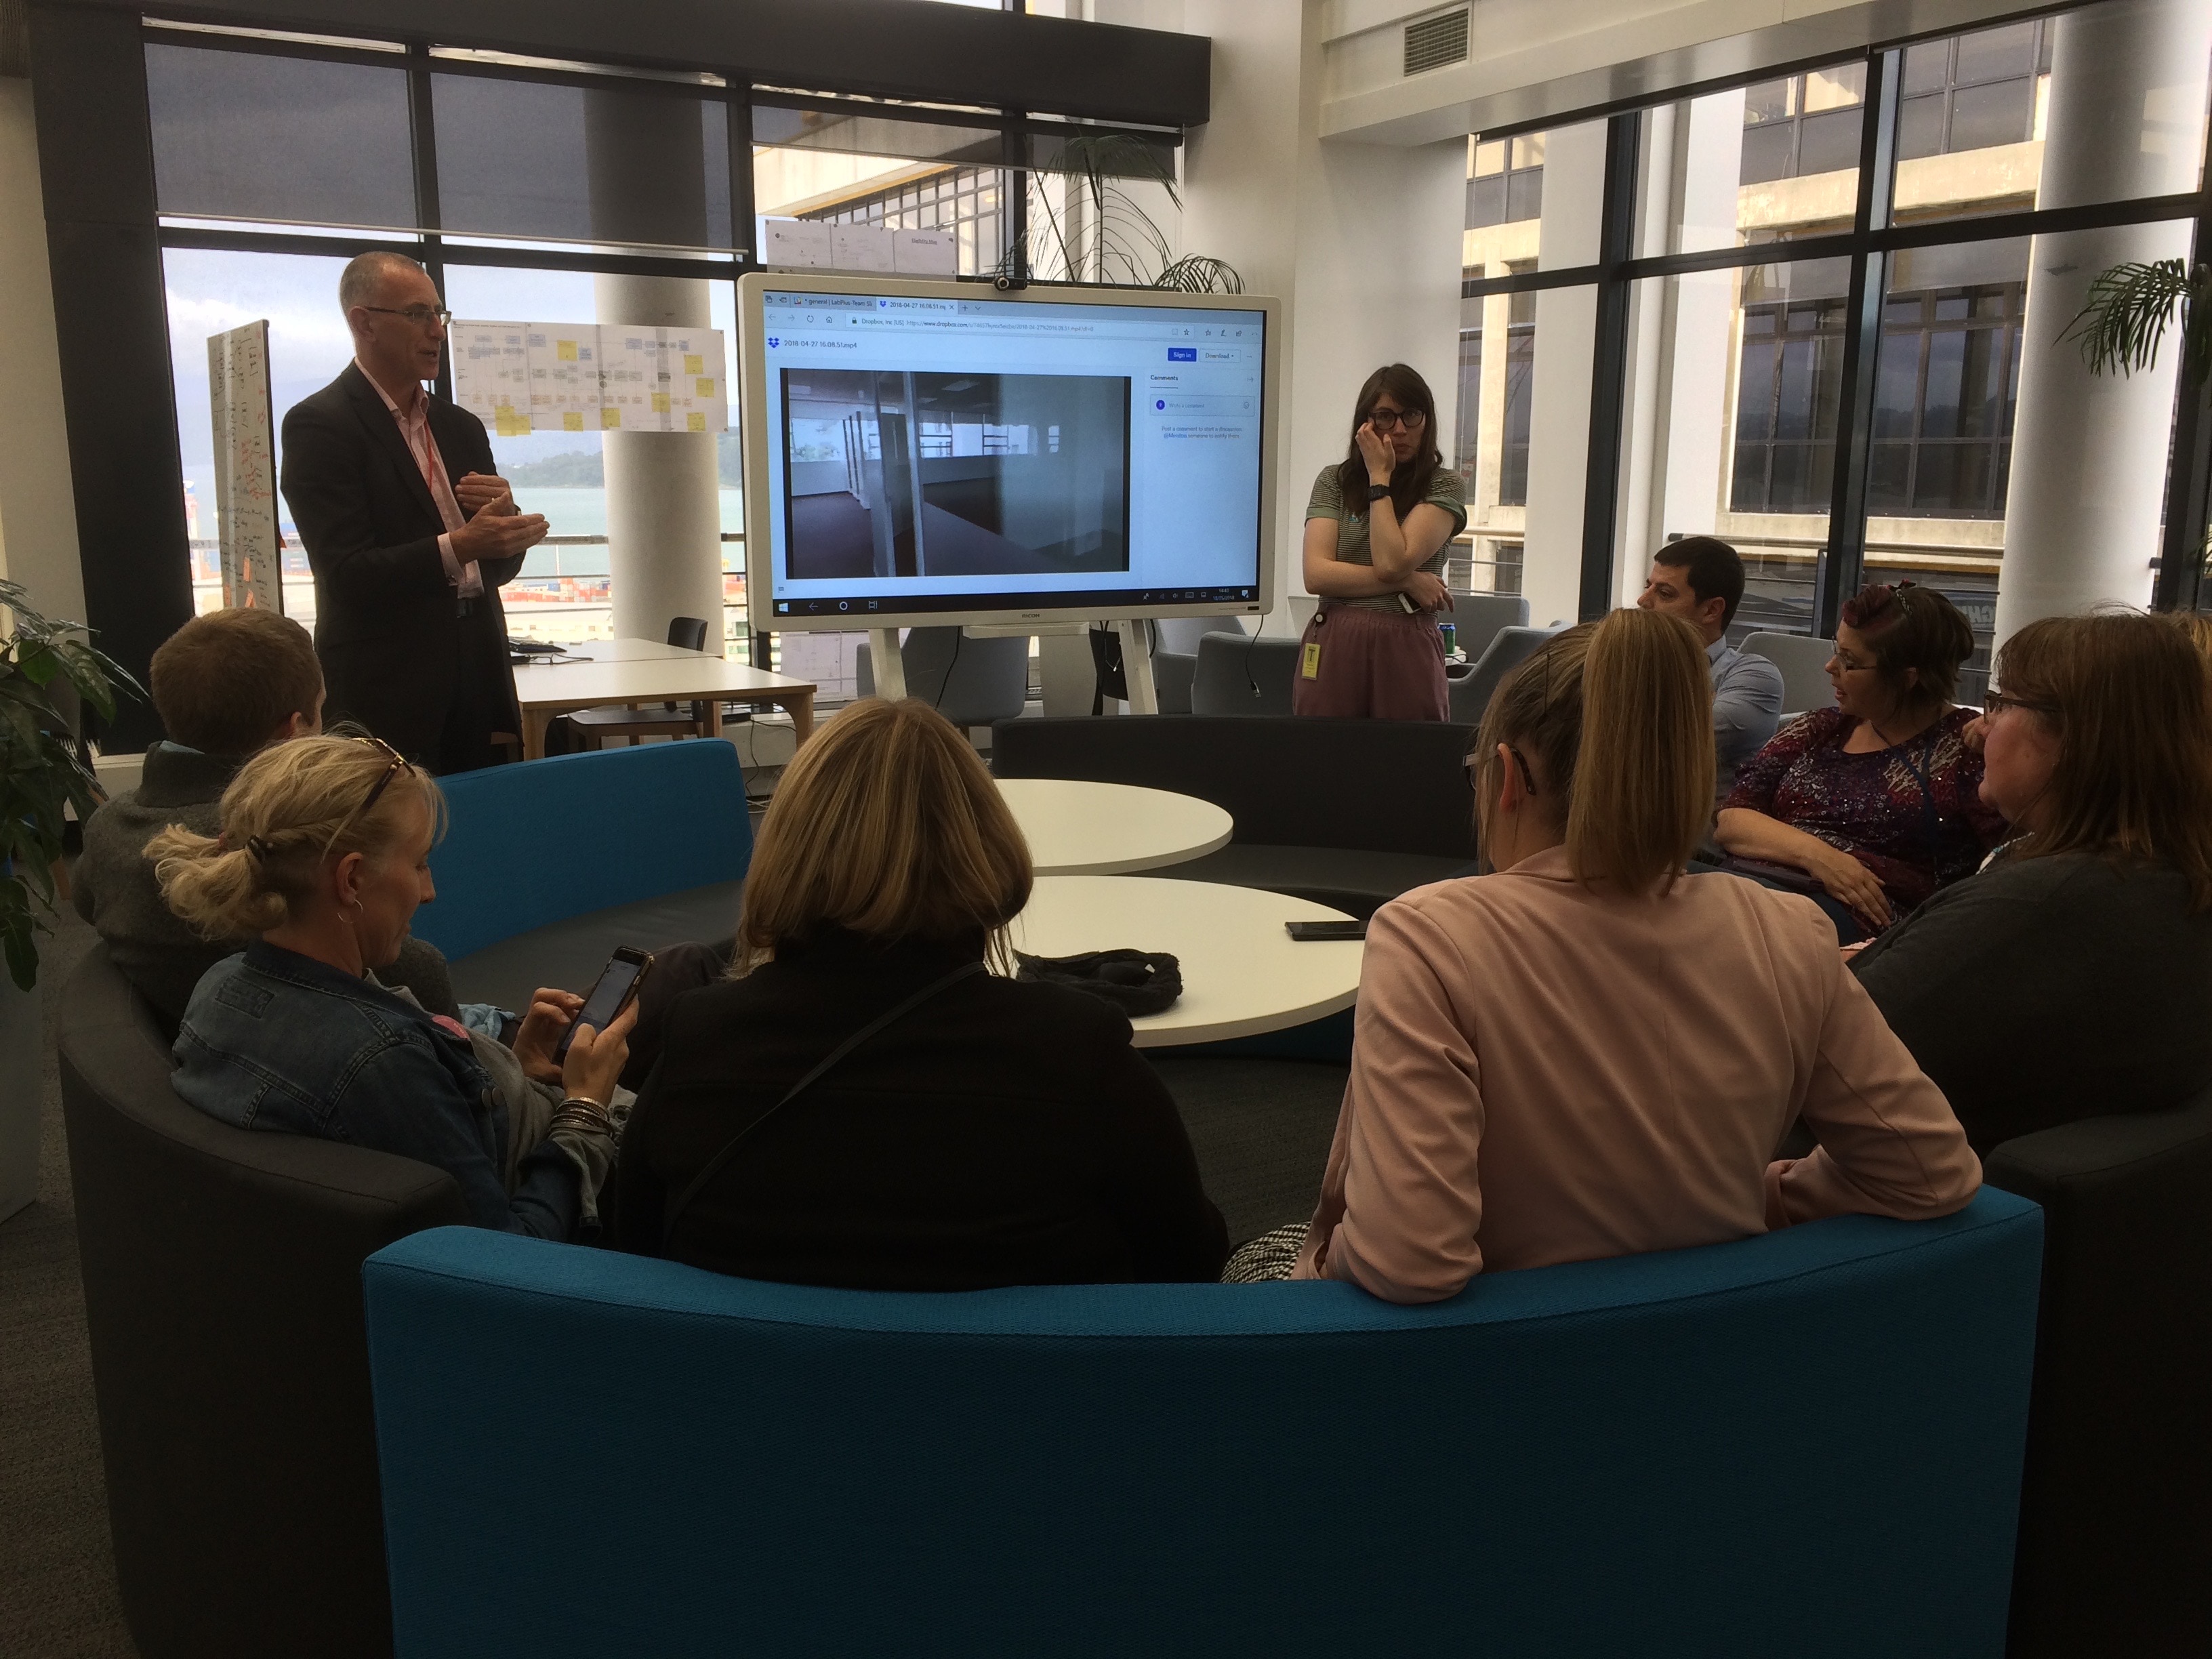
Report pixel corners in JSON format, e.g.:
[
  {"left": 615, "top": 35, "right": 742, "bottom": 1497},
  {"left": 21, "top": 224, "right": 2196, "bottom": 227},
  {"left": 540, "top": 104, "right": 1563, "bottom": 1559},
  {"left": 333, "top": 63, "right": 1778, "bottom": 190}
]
[{"left": 1303, "top": 608, "right": 1324, "bottom": 680}]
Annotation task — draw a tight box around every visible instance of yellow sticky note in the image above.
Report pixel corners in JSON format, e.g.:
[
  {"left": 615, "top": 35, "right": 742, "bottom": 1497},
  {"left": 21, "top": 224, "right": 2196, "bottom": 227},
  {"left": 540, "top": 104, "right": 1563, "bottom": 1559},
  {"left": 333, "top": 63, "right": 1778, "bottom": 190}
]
[
  {"left": 687, "top": 411, "right": 707, "bottom": 432},
  {"left": 562, "top": 411, "right": 583, "bottom": 431},
  {"left": 652, "top": 392, "right": 670, "bottom": 413},
  {"left": 601, "top": 406, "right": 622, "bottom": 430},
  {"left": 1301, "top": 642, "right": 1321, "bottom": 679},
  {"left": 695, "top": 377, "right": 716, "bottom": 397},
  {"left": 684, "top": 354, "right": 703, "bottom": 375},
  {"left": 497, "top": 410, "right": 531, "bottom": 437},
  {"left": 556, "top": 340, "right": 578, "bottom": 362}
]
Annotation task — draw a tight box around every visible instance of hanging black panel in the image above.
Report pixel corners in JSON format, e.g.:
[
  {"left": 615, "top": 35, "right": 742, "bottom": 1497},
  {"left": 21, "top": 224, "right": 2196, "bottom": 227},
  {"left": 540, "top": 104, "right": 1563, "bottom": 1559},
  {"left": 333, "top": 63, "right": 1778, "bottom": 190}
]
[
  {"left": 432, "top": 73, "right": 734, "bottom": 249},
  {"left": 144, "top": 42, "right": 416, "bottom": 229}
]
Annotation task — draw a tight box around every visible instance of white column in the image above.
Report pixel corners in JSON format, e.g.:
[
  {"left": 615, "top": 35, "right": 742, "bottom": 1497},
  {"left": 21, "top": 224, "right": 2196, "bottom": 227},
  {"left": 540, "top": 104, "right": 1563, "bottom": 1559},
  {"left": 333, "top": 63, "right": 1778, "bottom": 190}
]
[
  {"left": 0, "top": 81, "right": 88, "bottom": 626},
  {"left": 592, "top": 275, "right": 729, "bottom": 647},
  {"left": 1998, "top": 0, "right": 2212, "bottom": 642},
  {"left": 1654, "top": 89, "right": 1747, "bottom": 552},
  {"left": 1520, "top": 119, "right": 1608, "bottom": 628},
  {"left": 586, "top": 90, "right": 727, "bottom": 651},
  {"left": 1179, "top": 0, "right": 1463, "bottom": 637}
]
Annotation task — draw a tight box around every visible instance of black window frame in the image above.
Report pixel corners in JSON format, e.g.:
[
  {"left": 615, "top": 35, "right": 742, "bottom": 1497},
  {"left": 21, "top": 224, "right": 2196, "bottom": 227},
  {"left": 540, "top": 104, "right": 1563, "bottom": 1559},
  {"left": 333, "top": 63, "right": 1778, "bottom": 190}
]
[{"left": 1461, "top": 20, "right": 2212, "bottom": 628}]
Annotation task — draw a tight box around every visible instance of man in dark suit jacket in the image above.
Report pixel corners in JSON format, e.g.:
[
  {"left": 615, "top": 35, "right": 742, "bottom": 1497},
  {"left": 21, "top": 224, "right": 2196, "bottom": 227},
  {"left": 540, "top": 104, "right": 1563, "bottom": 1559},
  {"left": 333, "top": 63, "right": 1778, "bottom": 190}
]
[{"left": 280, "top": 251, "right": 549, "bottom": 773}]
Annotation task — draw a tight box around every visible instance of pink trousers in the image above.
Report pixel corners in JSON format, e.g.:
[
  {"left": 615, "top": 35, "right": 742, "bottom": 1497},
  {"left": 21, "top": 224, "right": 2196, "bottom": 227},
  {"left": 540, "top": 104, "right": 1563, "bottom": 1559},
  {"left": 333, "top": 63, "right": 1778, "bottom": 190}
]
[{"left": 1290, "top": 604, "right": 1450, "bottom": 721}]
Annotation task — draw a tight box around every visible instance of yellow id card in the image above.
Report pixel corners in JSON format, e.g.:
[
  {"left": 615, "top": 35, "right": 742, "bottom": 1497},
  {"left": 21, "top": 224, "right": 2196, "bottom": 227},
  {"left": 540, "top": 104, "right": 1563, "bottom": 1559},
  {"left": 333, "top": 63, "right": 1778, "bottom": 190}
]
[{"left": 1302, "top": 642, "right": 1321, "bottom": 679}]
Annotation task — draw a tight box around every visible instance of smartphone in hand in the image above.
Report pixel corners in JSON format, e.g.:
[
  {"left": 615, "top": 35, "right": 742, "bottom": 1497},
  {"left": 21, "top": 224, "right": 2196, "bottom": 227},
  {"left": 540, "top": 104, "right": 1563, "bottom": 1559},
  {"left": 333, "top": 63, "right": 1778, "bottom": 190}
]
[{"left": 555, "top": 946, "right": 655, "bottom": 1059}]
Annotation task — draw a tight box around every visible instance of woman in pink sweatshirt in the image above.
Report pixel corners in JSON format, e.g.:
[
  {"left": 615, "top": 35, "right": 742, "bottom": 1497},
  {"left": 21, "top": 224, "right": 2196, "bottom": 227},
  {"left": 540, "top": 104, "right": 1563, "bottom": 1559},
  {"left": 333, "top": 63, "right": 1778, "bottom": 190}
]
[{"left": 1294, "top": 607, "right": 1980, "bottom": 1303}]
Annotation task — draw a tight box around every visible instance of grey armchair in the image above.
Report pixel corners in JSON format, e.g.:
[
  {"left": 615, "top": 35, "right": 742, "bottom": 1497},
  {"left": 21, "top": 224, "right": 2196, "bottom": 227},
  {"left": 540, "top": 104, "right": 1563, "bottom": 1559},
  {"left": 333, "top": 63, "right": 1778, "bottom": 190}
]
[{"left": 857, "top": 626, "right": 1031, "bottom": 729}]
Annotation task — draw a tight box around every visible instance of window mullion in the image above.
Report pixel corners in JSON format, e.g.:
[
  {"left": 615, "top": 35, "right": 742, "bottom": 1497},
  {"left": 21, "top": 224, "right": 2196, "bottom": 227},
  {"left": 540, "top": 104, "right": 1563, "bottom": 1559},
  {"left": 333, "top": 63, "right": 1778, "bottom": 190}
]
[{"left": 1818, "top": 47, "right": 1900, "bottom": 637}]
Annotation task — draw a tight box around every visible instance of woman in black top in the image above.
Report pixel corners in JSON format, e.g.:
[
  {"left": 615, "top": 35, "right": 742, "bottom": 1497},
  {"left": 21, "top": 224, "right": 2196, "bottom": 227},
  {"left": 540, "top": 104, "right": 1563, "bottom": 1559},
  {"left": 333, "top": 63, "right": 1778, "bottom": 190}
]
[
  {"left": 1851, "top": 612, "right": 2212, "bottom": 1154},
  {"left": 612, "top": 698, "right": 1228, "bottom": 1290}
]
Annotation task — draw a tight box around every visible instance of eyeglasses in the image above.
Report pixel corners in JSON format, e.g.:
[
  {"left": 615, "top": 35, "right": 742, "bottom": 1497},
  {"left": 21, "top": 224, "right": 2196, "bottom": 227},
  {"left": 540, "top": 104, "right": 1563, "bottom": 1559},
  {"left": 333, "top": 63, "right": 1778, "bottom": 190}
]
[
  {"left": 359, "top": 304, "right": 452, "bottom": 329},
  {"left": 1980, "top": 689, "right": 2059, "bottom": 722},
  {"left": 1464, "top": 747, "right": 1539, "bottom": 795},
  {"left": 324, "top": 735, "right": 413, "bottom": 852},
  {"left": 1366, "top": 409, "right": 1426, "bottom": 432}
]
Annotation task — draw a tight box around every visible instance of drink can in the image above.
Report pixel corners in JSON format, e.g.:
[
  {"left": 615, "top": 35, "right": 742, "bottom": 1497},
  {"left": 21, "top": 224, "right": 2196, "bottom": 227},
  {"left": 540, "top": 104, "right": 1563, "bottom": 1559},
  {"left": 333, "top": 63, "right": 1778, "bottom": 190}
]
[{"left": 1439, "top": 623, "right": 1456, "bottom": 656}]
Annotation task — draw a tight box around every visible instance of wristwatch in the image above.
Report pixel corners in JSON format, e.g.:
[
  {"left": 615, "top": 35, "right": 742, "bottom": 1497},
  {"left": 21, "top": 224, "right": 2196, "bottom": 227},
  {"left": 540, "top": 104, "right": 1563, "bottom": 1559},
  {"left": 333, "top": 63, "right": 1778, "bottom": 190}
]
[{"left": 1366, "top": 483, "right": 1393, "bottom": 502}]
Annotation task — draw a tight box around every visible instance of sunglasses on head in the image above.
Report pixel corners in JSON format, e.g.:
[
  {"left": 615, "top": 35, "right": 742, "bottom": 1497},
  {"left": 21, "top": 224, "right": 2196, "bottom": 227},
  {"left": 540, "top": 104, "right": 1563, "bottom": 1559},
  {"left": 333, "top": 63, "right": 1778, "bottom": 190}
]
[{"left": 323, "top": 735, "right": 413, "bottom": 852}]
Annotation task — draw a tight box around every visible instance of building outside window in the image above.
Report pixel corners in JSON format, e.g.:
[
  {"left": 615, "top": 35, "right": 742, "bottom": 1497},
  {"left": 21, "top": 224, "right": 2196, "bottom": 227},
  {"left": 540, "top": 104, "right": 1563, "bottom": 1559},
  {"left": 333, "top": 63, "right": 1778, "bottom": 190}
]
[{"left": 1451, "top": 9, "right": 2113, "bottom": 687}]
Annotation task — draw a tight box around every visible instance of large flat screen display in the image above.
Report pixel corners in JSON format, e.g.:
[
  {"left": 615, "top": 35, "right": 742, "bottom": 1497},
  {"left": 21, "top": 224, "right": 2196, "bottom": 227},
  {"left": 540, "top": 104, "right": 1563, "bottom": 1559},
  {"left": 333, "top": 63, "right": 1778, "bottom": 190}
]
[{"left": 738, "top": 273, "right": 1277, "bottom": 631}]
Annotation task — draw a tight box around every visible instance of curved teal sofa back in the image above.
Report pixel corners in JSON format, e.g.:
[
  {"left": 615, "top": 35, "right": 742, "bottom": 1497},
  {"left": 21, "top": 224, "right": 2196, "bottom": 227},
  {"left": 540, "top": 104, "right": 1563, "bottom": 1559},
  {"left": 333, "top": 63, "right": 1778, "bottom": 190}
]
[
  {"left": 411, "top": 742, "right": 750, "bottom": 960},
  {"left": 364, "top": 1191, "right": 2043, "bottom": 1658}
]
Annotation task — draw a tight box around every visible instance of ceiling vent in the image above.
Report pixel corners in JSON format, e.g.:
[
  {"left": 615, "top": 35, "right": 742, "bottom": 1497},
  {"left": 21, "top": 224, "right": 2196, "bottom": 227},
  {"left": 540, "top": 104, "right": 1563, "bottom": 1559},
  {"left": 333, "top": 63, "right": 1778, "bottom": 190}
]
[{"left": 1404, "top": 8, "right": 1470, "bottom": 77}]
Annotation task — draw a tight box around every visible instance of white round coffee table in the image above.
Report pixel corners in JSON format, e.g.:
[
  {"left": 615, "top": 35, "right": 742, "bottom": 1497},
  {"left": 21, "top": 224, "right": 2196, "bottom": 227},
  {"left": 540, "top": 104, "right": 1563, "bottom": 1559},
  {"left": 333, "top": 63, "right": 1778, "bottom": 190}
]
[
  {"left": 995, "top": 778, "right": 1233, "bottom": 876},
  {"left": 1010, "top": 876, "right": 1364, "bottom": 1047}
]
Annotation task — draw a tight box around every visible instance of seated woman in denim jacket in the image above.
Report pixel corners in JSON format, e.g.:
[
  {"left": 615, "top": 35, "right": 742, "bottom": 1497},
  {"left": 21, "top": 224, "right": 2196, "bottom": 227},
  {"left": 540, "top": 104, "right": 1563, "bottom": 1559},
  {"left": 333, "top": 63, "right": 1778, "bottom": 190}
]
[{"left": 151, "top": 733, "right": 634, "bottom": 1238}]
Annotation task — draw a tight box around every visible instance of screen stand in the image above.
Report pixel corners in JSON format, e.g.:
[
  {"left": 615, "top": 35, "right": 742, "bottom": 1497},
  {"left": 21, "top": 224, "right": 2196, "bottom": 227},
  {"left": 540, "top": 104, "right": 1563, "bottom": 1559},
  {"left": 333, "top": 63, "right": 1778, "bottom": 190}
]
[
  {"left": 869, "top": 628, "right": 907, "bottom": 702},
  {"left": 1113, "top": 619, "right": 1158, "bottom": 715}
]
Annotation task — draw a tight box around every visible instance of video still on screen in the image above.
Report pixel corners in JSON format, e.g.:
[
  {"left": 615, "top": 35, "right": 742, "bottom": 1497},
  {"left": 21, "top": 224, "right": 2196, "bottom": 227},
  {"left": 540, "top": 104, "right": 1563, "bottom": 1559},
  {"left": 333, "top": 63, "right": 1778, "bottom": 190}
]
[{"left": 781, "top": 369, "right": 1130, "bottom": 581}]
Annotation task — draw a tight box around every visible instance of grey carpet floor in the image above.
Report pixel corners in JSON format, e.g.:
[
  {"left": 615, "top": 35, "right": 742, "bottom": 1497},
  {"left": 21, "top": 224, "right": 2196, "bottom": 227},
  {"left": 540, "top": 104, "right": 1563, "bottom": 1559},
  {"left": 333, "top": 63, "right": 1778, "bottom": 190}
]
[
  {"left": 0, "top": 901, "right": 138, "bottom": 1658},
  {"left": 0, "top": 899, "right": 1343, "bottom": 1658}
]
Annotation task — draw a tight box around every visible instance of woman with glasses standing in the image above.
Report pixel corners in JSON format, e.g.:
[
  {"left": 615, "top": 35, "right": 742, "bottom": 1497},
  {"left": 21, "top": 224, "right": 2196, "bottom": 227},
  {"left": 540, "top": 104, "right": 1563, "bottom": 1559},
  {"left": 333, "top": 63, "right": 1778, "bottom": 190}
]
[
  {"left": 152, "top": 734, "right": 632, "bottom": 1239},
  {"left": 1292, "top": 364, "right": 1462, "bottom": 720},
  {"left": 1850, "top": 613, "right": 2212, "bottom": 1153},
  {"left": 1715, "top": 583, "right": 2004, "bottom": 943}
]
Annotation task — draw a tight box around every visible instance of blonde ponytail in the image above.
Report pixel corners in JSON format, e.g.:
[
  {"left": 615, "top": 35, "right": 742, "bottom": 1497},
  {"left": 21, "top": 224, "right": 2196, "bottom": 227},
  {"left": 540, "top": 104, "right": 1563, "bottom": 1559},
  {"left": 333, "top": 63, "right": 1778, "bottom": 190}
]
[
  {"left": 148, "top": 823, "right": 290, "bottom": 937},
  {"left": 1475, "top": 609, "right": 1712, "bottom": 893},
  {"left": 1565, "top": 608, "right": 1713, "bottom": 893},
  {"left": 147, "top": 732, "right": 445, "bottom": 939}
]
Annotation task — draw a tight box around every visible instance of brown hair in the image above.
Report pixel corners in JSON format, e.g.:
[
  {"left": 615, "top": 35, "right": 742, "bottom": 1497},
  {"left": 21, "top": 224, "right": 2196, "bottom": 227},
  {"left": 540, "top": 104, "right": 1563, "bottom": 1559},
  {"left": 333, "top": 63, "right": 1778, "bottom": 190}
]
[
  {"left": 734, "top": 699, "right": 1032, "bottom": 972},
  {"left": 146, "top": 732, "right": 443, "bottom": 938},
  {"left": 2164, "top": 609, "right": 2212, "bottom": 665},
  {"left": 1993, "top": 613, "right": 2212, "bottom": 909},
  {"left": 1336, "top": 363, "right": 1443, "bottom": 523},
  {"left": 1473, "top": 608, "right": 1714, "bottom": 893},
  {"left": 1838, "top": 581, "right": 1975, "bottom": 715},
  {"left": 150, "top": 609, "right": 324, "bottom": 756}
]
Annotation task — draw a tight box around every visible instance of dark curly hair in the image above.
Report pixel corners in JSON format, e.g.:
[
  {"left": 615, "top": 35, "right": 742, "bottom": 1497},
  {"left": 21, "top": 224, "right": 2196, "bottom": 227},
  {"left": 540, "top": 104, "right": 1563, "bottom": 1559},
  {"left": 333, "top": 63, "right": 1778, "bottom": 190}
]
[{"left": 1838, "top": 581, "right": 1975, "bottom": 715}]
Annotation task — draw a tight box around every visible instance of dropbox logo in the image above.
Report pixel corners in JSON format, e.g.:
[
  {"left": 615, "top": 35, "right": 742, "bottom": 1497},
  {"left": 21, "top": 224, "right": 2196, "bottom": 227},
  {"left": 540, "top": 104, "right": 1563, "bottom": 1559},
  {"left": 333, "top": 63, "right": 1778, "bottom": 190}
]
[{"left": 766, "top": 336, "right": 780, "bottom": 348}]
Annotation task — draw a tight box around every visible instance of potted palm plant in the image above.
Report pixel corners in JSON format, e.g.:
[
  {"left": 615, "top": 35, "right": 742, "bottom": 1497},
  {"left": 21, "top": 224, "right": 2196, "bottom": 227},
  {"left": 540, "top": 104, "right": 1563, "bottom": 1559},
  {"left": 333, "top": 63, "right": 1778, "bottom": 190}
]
[
  {"left": 0, "top": 578, "right": 136, "bottom": 1221},
  {"left": 1001, "top": 133, "right": 1245, "bottom": 293}
]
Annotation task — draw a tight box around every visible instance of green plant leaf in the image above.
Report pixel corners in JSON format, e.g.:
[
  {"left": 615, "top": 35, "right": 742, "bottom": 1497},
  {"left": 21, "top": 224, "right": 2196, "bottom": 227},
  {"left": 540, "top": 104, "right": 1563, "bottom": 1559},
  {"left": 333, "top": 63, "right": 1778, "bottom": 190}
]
[
  {"left": 2062, "top": 259, "right": 2203, "bottom": 379},
  {"left": 16, "top": 642, "right": 58, "bottom": 687},
  {"left": 1155, "top": 255, "right": 1246, "bottom": 295},
  {"left": 1, "top": 915, "right": 39, "bottom": 994}
]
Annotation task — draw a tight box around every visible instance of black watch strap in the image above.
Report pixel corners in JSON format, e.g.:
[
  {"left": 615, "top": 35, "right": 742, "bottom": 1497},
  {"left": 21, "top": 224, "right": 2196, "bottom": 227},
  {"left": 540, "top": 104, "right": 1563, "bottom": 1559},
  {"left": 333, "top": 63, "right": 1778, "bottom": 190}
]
[{"left": 1366, "top": 483, "right": 1393, "bottom": 502}]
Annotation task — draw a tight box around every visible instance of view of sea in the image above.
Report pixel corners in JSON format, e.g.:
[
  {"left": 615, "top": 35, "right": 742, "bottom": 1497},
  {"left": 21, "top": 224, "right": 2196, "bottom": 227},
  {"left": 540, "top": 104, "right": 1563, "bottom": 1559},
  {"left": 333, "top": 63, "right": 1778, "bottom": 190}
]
[{"left": 510, "top": 486, "right": 747, "bottom": 577}]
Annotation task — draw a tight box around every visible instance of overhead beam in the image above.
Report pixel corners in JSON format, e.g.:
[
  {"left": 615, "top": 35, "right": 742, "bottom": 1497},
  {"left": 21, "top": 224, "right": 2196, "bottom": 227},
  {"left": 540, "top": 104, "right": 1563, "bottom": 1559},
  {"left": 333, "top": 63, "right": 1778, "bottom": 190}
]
[{"left": 60, "top": 0, "right": 1211, "bottom": 129}]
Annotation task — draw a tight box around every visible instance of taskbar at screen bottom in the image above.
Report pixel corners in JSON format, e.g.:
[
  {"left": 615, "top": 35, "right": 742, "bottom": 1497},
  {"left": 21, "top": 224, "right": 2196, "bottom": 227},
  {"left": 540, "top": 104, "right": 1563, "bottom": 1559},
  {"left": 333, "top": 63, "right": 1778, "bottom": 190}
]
[{"left": 770, "top": 586, "right": 1259, "bottom": 621}]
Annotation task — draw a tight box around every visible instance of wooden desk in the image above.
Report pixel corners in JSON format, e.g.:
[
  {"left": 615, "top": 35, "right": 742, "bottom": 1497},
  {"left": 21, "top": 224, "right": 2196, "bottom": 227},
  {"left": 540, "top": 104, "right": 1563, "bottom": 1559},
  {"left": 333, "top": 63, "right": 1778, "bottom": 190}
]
[{"left": 510, "top": 644, "right": 818, "bottom": 758}]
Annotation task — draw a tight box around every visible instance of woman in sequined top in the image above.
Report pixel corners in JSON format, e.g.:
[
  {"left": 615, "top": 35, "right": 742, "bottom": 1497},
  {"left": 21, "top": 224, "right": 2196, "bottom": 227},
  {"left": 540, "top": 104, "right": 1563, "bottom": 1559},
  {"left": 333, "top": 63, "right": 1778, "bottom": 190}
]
[{"left": 1716, "top": 583, "right": 2006, "bottom": 941}]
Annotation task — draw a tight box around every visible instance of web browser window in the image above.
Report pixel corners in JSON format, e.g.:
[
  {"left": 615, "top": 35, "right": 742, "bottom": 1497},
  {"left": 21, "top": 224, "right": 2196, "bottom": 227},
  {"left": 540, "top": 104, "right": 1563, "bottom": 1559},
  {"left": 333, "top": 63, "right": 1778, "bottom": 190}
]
[{"left": 755, "top": 289, "right": 1265, "bottom": 621}]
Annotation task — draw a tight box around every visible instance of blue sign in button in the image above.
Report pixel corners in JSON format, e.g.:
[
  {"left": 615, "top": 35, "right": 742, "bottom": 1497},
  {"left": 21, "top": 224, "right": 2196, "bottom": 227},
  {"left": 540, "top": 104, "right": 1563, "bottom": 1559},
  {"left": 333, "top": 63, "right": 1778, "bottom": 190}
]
[{"left": 1168, "top": 346, "right": 1197, "bottom": 361}]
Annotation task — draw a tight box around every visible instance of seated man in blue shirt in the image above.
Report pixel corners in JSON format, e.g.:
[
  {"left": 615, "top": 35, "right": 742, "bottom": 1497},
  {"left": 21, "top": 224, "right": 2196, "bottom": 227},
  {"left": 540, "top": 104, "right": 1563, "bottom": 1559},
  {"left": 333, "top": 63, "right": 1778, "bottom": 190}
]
[{"left": 1635, "top": 536, "right": 1785, "bottom": 802}]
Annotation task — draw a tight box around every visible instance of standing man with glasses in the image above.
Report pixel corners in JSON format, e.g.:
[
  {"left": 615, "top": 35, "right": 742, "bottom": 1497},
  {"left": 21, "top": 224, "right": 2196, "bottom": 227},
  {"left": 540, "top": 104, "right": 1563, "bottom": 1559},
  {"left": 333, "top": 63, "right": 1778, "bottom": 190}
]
[{"left": 280, "top": 251, "right": 549, "bottom": 773}]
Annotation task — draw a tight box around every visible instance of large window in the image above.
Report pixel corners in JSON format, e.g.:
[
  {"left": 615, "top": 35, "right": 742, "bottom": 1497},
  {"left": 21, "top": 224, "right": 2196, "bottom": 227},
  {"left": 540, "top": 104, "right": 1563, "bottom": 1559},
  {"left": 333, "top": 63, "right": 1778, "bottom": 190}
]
[
  {"left": 1454, "top": 0, "right": 2212, "bottom": 668},
  {"left": 142, "top": 19, "right": 1179, "bottom": 680}
]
